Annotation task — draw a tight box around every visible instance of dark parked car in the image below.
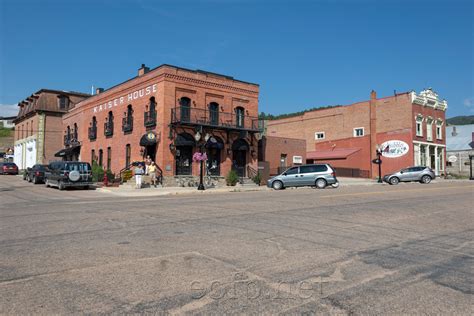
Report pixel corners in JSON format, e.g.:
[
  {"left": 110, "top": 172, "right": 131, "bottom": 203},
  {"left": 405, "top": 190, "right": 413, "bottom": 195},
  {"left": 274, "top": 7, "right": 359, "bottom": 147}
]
[
  {"left": 45, "top": 161, "right": 93, "bottom": 190},
  {"left": 25, "top": 164, "right": 49, "bottom": 184},
  {"left": 383, "top": 166, "right": 435, "bottom": 185},
  {"left": 0, "top": 162, "right": 19, "bottom": 175}
]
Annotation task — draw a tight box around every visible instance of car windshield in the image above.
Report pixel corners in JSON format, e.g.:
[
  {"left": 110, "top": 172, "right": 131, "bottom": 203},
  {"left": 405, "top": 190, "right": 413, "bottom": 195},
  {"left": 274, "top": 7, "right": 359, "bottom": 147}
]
[{"left": 65, "top": 163, "right": 91, "bottom": 172}]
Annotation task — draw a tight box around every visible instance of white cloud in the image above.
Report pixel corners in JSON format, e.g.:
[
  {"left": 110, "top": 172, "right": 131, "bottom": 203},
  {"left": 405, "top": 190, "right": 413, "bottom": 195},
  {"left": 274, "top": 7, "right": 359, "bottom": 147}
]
[
  {"left": 464, "top": 97, "right": 474, "bottom": 113},
  {"left": 0, "top": 104, "right": 19, "bottom": 117}
]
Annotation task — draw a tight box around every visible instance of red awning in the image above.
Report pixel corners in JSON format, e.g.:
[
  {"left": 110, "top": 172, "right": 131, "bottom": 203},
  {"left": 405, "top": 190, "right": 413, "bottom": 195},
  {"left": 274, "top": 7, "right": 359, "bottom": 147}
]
[{"left": 307, "top": 148, "right": 361, "bottom": 160}]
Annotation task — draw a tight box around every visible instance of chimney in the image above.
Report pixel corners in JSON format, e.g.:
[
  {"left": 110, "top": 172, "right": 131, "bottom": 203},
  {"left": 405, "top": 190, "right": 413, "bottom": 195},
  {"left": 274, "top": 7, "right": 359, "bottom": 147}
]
[
  {"left": 138, "top": 64, "right": 150, "bottom": 76},
  {"left": 95, "top": 88, "right": 104, "bottom": 95},
  {"left": 452, "top": 126, "right": 457, "bottom": 136},
  {"left": 370, "top": 90, "right": 377, "bottom": 100}
]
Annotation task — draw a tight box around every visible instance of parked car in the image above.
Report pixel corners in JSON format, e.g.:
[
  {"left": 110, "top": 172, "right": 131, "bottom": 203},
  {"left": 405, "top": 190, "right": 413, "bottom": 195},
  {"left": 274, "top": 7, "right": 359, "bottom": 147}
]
[
  {"left": 0, "top": 162, "right": 19, "bottom": 175},
  {"left": 267, "top": 164, "right": 338, "bottom": 190},
  {"left": 25, "top": 164, "right": 49, "bottom": 184},
  {"left": 383, "top": 166, "right": 435, "bottom": 185},
  {"left": 45, "top": 161, "right": 93, "bottom": 190}
]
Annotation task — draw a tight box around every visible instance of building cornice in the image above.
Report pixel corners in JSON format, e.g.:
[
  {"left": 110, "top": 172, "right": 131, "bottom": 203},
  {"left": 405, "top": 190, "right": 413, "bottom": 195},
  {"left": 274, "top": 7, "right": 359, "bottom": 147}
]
[{"left": 410, "top": 88, "right": 447, "bottom": 111}]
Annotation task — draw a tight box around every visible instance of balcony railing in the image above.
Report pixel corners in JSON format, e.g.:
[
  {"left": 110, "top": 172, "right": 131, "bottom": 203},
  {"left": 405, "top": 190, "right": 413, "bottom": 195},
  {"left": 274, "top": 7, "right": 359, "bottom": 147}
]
[
  {"left": 104, "top": 121, "right": 114, "bottom": 137},
  {"left": 144, "top": 110, "right": 157, "bottom": 127},
  {"left": 171, "top": 107, "right": 263, "bottom": 132},
  {"left": 88, "top": 126, "right": 97, "bottom": 140},
  {"left": 122, "top": 116, "right": 133, "bottom": 133},
  {"left": 64, "top": 135, "right": 71, "bottom": 146}
]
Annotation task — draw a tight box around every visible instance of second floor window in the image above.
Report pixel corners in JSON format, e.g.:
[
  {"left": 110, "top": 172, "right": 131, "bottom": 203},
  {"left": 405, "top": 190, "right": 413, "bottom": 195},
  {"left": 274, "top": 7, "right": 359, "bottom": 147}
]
[
  {"left": 59, "top": 96, "right": 69, "bottom": 110},
  {"left": 426, "top": 119, "right": 433, "bottom": 141},
  {"left": 209, "top": 102, "right": 219, "bottom": 125},
  {"left": 353, "top": 127, "right": 364, "bottom": 137},
  {"left": 235, "top": 107, "right": 245, "bottom": 128},
  {"left": 180, "top": 97, "right": 191, "bottom": 122},
  {"left": 105, "top": 111, "right": 114, "bottom": 136},
  {"left": 123, "top": 105, "right": 134, "bottom": 132}
]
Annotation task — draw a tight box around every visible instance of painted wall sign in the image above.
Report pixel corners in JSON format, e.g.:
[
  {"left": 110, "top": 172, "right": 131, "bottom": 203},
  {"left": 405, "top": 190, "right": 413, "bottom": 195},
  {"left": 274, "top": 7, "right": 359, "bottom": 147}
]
[
  {"left": 380, "top": 140, "right": 409, "bottom": 158},
  {"left": 448, "top": 155, "right": 457, "bottom": 163},
  {"left": 93, "top": 83, "right": 157, "bottom": 113}
]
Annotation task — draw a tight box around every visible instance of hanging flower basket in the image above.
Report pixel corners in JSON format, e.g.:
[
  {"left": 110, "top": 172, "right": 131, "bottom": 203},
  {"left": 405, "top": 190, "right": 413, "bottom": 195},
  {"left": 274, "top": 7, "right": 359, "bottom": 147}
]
[{"left": 193, "top": 152, "right": 208, "bottom": 162}]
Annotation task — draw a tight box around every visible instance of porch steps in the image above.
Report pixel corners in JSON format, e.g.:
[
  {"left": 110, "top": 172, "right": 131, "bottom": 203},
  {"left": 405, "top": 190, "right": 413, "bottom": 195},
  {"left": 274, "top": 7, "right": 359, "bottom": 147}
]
[{"left": 238, "top": 177, "right": 259, "bottom": 187}]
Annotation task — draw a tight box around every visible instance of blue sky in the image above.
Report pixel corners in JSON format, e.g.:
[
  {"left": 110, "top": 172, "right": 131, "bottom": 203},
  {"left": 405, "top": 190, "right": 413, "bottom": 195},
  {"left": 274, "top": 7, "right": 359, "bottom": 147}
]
[{"left": 0, "top": 0, "right": 473, "bottom": 117}]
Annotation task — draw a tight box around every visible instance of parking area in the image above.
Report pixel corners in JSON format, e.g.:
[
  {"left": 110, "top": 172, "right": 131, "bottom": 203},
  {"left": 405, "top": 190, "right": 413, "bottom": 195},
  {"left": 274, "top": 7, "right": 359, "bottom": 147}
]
[{"left": 0, "top": 175, "right": 473, "bottom": 314}]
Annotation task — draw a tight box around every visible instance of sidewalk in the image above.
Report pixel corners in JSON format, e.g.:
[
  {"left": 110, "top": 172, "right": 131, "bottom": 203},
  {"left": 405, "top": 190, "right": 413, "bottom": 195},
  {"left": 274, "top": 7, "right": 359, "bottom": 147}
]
[{"left": 96, "top": 176, "right": 381, "bottom": 197}]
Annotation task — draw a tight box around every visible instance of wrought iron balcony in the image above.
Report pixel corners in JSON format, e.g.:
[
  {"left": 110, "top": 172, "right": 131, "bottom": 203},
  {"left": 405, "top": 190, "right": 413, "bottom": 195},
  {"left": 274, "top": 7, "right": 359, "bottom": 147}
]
[
  {"left": 104, "top": 121, "right": 114, "bottom": 137},
  {"left": 122, "top": 116, "right": 133, "bottom": 133},
  {"left": 64, "top": 134, "right": 71, "bottom": 146},
  {"left": 144, "top": 110, "right": 157, "bottom": 127},
  {"left": 171, "top": 107, "right": 263, "bottom": 132},
  {"left": 88, "top": 126, "right": 97, "bottom": 140}
]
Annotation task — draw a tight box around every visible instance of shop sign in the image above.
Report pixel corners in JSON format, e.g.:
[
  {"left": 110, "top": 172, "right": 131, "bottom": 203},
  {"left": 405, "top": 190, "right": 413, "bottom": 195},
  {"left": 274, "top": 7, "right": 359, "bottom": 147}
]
[
  {"left": 380, "top": 140, "right": 409, "bottom": 158},
  {"left": 448, "top": 155, "right": 457, "bottom": 163},
  {"left": 93, "top": 83, "right": 157, "bottom": 113},
  {"left": 293, "top": 156, "right": 303, "bottom": 164}
]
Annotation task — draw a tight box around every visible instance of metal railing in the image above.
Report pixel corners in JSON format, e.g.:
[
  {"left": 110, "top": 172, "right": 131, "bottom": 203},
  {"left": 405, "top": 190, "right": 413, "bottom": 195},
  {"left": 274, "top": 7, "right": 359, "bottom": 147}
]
[
  {"left": 171, "top": 107, "right": 263, "bottom": 132},
  {"left": 104, "top": 121, "right": 114, "bottom": 137},
  {"left": 122, "top": 116, "right": 133, "bottom": 133},
  {"left": 144, "top": 111, "right": 157, "bottom": 127},
  {"left": 88, "top": 126, "right": 97, "bottom": 140}
]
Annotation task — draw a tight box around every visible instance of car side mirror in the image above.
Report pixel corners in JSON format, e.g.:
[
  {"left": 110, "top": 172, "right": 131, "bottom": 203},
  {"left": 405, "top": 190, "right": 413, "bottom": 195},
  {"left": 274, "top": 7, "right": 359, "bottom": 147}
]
[
  {"left": 400, "top": 171, "right": 404, "bottom": 174},
  {"left": 283, "top": 173, "right": 287, "bottom": 176}
]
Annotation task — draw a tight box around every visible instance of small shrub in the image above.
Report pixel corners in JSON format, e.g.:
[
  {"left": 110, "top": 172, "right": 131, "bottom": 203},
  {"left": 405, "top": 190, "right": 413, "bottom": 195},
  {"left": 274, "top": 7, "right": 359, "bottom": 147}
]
[
  {"left": 252, "top": 172, "right": 262, "bottom": 186},
  {"left": 91, "top": 161, "right": 104, "bottom": 182},
  {"left": 226, "top": 170, "right": 239, "bottom": 186},
  {"left": 106, "top": 169, "right": 115, "bottom": 181}
]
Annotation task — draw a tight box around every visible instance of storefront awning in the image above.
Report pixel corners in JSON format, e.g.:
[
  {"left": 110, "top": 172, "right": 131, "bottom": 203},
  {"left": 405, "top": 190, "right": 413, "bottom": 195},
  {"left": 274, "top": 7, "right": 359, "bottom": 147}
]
[
  {"left": 54, "top": 145, "right": 80, "bottom": 157},
  {"left": 140, "top": 132, "right": 158, "bottom": 146},
  {"left": 232, "top": 138, "right": 249, "bottom": 151},
  {"left": 175, "top": 133, "right": 195, "bottom": 147},
  {"left": 205, "top": 136, "right": 224, "bottom": 149},
  {"left": 307, "top": 148, "right": 361, "bottom": 160}
]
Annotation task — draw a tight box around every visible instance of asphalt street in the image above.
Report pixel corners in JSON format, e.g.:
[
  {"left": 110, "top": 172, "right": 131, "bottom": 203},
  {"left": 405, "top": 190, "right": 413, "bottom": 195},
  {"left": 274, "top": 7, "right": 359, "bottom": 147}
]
[{"left": 0, "top": 176, "right": 473, "bottom": 314}]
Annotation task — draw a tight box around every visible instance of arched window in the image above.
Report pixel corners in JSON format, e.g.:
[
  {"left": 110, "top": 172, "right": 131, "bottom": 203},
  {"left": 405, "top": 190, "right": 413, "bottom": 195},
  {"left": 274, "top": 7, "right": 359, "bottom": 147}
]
[
  {"left": 149, "top": 97, "right": 156, "bottom": 113},
  {"left": 98, "top": 149, "right": 103, "bottom": 167},
  {"left": 107, "top": 147, "right": 112, "bottom": 170},
  {"left": 127, "top": 104, "right": 133, "bottom": 117},
  {"left": 209, "top": 102, "right": 219, "bottom": 125},
  {"left": 105, "top": 111, "right": 114, "bottom": 136},
  {"left": 92, "top": 116, "right": 97, "bottom": 128},
  {"left": 235, "top": 107, "right": 245, "bottom": 128},
  {"left": 73, "top": 123, "right": 78, "bottom": 140},
  {"left": 125, "top": 144, "right": 131, "bottom": 167},
  {"left": 66, "top": 125, "right": 71, "bottom": 138},
  {"left": 123, "top": 105, "right": 133, "bottom": 132},
  {"left": 26, "top": 122, "right": 29, "bottom": 137},
  {"left": 89, "top": 117, "right": 97, "bottom": 140},
  {"left": 180, "top": 97, "right": 191, "bottom": 122}
]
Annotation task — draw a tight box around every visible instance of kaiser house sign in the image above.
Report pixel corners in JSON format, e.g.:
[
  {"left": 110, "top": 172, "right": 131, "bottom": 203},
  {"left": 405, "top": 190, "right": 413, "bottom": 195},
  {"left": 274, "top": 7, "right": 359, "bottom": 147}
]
[
  {"left": 93, "top": 83, "right": 157, "bottom": 113},
  {"left": 380, "top": 140, "right": 409, "bottom": 158}
]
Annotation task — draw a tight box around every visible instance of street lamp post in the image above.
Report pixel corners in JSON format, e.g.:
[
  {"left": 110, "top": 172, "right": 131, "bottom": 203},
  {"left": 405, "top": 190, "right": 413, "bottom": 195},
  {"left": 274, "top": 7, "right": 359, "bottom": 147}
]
[
  {"left": 194, "top": 131, "right": 210, "bottom": 191},
  {"left": 372, "top": 145, "right": 383, "bottom": 183},
  {"left": 377, "top": 149, "right": 382, "bottom": 183}
]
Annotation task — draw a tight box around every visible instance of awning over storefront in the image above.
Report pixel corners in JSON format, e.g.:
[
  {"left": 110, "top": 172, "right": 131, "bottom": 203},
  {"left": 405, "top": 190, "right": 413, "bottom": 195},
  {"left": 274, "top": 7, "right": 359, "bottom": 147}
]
[
  {"left": 54, "top": 145, "right": 81, "bottom": 158},
  {"left": 205, "top": 136, "right": 224, "bottom": 149},
  {"left": 175, "top": 133, "right": 195, "bottom": 147},
  {"left": 307, "top": 148, "right": 361, "bottom": 160},
  {"left": 232, "top": 138, "right": 249, "bottom": 151},
  {"left": 140, "top": 132, "right": 158, "bottom": 146}
]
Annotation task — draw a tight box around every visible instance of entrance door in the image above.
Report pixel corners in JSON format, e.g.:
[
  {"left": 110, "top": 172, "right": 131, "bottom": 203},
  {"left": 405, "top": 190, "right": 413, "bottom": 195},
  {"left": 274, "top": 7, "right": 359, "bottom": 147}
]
[
  {"left": 207, "top": 148, "right": 221, "bottom": 176},
  {"left": 176, "top": 146, "right": 192, "bottom": 175},
  {"left": 145, "top": 144, "right": 157, "bottom": 162},
  {"left": 232, "top": 150, "right": 246, "bottom": 177}
]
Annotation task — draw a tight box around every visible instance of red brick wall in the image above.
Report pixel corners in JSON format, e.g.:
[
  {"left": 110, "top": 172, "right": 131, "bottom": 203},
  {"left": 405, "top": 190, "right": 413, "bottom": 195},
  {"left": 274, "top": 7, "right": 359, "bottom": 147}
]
[
  {"left": 63, "top": 65, "right": 259, "bottom": 177},
  {"left": 262, "top": 136, "right": 306, "bottom": 175}
]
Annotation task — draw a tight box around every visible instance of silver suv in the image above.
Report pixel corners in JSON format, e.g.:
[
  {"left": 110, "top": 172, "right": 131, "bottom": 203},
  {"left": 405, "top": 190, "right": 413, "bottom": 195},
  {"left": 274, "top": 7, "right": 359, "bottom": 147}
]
[
  {"left": 267, "top": 164, "right": 338, "bottom": 190},
  {"left": 383, "top": 166, "right": 435, "bottom": 185}
]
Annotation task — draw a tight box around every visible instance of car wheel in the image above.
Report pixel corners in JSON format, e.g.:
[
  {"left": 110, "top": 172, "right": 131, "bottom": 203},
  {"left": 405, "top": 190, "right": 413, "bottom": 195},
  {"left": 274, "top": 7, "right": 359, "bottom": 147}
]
[
  {"left": 272, "top": 180, "right": 283, "bottom": 190},
  {"left": 389, "top": 177, "right": 400, "bottom": 185},
  {"left": 315, "top": 178, "right": 327, "bottom": 189},
  {"left": 58, "top": 181, "right": 65, "bottom": 191},
  {"left": 421, "top": 175, "right": 432, "bottom": 184}
]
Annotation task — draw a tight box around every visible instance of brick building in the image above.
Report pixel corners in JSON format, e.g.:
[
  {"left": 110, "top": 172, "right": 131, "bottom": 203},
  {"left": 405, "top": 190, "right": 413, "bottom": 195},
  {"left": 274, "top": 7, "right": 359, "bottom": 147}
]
[
  {"left": 266, "top": 89, "right": 447, "bottom": 177},
  {"left": 61, "top": 64, "right": 262, "bottom": 183},
  {"left": 258, "top": 136, "right": 306, "bottom": 176},
  {"left": 13, "top": 89, "right": 90, "bottom": 169}
]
